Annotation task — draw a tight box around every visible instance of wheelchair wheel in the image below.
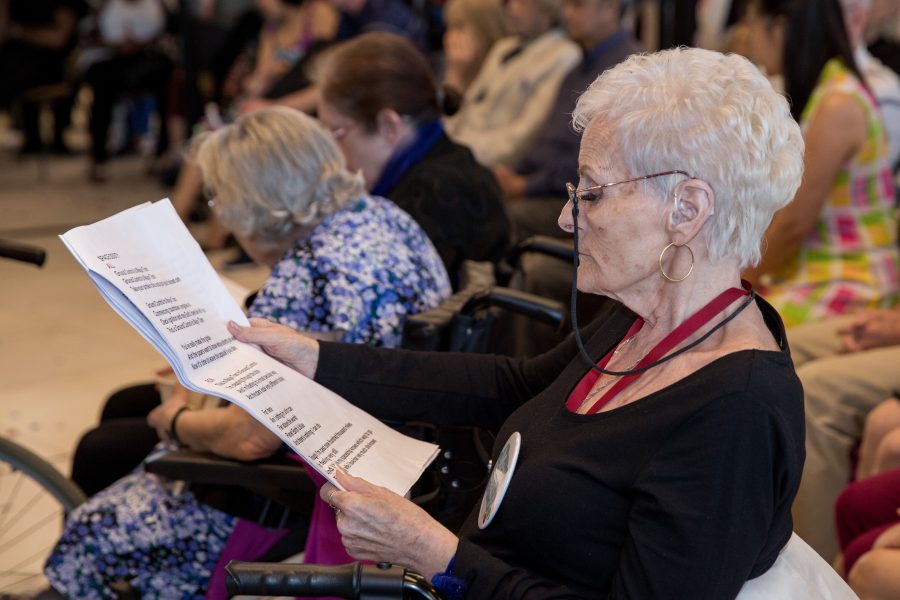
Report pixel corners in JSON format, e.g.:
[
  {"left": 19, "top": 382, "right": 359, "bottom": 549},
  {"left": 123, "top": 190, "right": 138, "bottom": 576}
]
[{"left": 0, "top": 436, "right": 86, "bottom": 596}]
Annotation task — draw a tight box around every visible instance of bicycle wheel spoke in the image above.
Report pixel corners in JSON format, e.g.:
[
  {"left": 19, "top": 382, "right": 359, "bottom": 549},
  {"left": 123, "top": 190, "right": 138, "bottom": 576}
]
[
  {"left": 0, "top": 470, "right": 26, "bottom": 533},
  {"left": 5, "top": 540, "right": 59, "bottom": 576},
  {"left": 0, "top": 508, "right": 60, "bottom": 550},
  {"left": 0, "top": 569, "right": 45, "bottom": 594},
  {"left": 0, "top": 483, "right": 59, "bottom": 547}
]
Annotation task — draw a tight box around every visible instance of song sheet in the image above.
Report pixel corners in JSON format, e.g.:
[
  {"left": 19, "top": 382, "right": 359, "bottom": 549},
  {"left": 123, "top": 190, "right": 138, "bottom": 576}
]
[{"left": 61, "top": 199, "right": 439, "bottom": 495}]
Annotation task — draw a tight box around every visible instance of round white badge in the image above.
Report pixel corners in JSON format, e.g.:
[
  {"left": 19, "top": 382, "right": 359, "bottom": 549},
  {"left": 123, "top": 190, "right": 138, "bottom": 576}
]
[{"left": 477, "top": 431, "right": 521, "bottom": 529}]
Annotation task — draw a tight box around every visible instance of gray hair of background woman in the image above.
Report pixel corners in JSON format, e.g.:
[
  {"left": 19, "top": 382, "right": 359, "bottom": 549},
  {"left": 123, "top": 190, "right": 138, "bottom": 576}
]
[
  {"left": 193, "top": 106, "right": 365, "bottom": 241},
  {"left": 573, "top": 46, "right": 805, "bottom": 269}
]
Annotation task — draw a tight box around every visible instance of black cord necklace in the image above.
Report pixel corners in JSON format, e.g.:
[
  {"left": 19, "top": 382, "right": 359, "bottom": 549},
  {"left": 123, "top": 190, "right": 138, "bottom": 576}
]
[{"left": 569, "top": 196, "right": 756, "bottom": 377}]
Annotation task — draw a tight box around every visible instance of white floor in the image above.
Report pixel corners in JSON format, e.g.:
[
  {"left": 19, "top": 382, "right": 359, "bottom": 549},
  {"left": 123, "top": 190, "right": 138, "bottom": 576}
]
[{"left": 0, "top": 129, "right": 267, "bottom": 595}]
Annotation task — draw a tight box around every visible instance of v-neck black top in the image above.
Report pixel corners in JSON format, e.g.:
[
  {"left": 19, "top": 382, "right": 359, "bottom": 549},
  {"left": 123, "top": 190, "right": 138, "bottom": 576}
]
[{"left": 315, "top": 296, "right": 804, "bottom": 599}]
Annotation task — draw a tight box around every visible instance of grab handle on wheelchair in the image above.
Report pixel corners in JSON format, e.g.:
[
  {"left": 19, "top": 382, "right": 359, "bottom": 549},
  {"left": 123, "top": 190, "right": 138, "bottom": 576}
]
[
  {"left": 0, "top": 239, "right": 46, "bottom": 267},
  {"left": 224, "top": 561, "right": 442, "bottom": 599}
]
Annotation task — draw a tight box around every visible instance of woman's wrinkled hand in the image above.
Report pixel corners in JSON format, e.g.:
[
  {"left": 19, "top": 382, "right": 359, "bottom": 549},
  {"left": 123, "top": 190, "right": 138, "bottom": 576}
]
[
  {"left": 146, "top": 385, "right": 190, "bottom": 441},
  {"left": 838, "top": 309, "right": 900, "bottom": 352},
  {"left": 227, "top": 318, "right": 320, "bottom": 378},
  {"left": 321, "top": 470, "right": 459, "bottom": 579}
]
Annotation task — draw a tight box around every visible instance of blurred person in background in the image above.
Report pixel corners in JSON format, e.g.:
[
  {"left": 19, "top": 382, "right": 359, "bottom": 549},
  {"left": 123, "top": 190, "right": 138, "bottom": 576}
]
[
  {"left": 740, "top": 0, "right": 900, "bottom": 562},
  {"left": 328, "top": 0, "right": 428, "bottom": 51},
  {"left": 315, "top": 32, "right": 511, "bottom": 287},
  {"left": 492, "top": 0, "right": 641, "bottom": 241},
  {"left": 740, "top": 0, "right": 899, "bottom": 325},
  {"left": 444, "top": 0, "right": 579, "bottom": 167},
  {"left": 0, "top": 0, "right": 87, "bottom": 155},
  {"left": 841, "top": 0, "right": 900, "bottom": 171},
  {"left": 440, "top": 0, "right": 509, "bottom": 95},
  {"left": 83, "top": 0, "right": 173, "bottom": 182}
]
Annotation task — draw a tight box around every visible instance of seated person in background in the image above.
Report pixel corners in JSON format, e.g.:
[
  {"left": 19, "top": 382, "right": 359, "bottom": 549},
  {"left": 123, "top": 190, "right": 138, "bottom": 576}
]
[
  {"left": 858, "top": 395, "right": 900, "bottom": 478},
  {"left": 441, "top": 0, "right": 509, "bottom": 95},
  {"left": 315, "top": 32, "right": 511, "bottom": 286},
  {"left": 49, "top": 106, "right": 451, "bottom": 600},
  {"left": 740, "top": 0, "right": 899, "bottom": 325},
  {"left": 241, "top": 0, "right": 431, "bottom": 114},
  {"left": 0, "top": 0, "right": 87, "bottom": 154},
  {"left": 168, "top": 0, "right": 339, "bottom": 248},
  {"left": 835, "top": 470, "right": 900, "bottom": 599},
  {"left": 229, "top": 0, "right": 339, "bottom": 115},
  {"left": 833, "top": 401, "right": 900, "bottom": 598},
  {"left": 740, "top": 0, "right": 900, "bottom": 562},
  {"left": 491, "top": 0, "right": 641, "bottom": 241},
  {"left": 867, "top": 0, "right": 900, "bottom": 80},
  {"left": 842, "top": 0, "right": 900, "bottom": 171},
  {"left": 228, "top": 46, "right": 822, "bottom": 598},
  {"left": 443, "top": 0, "right": 580, "bottom": 168},
  {"left": 329, "top": 0, "right": 427, "bottom": 51},
  {"left": 788, "top": 305, "right": 900, "bottom": 561},
  {"left": 83, "top": 0, "right": 173, "bottom": 182}
]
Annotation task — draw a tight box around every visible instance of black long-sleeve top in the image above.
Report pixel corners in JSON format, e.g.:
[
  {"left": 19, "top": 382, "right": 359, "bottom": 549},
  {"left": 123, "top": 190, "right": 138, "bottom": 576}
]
[
  {"left": 314, "top": 297, "right": 805, "bottom": 599},
  {"left": 387, "top": 132, "right": 511, "bottom": 288}
]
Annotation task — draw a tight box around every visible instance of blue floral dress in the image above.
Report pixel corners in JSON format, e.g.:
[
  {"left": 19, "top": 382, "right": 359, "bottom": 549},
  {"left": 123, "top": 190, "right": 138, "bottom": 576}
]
[{"left": 44, "top": 195, "right": 450, "bottom": 599}]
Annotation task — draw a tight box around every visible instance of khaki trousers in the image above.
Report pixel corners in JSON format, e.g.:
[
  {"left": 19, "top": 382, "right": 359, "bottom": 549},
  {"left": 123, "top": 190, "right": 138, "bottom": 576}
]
[{"left": 789, "top": 316, "right": 900, "bottom": 561}]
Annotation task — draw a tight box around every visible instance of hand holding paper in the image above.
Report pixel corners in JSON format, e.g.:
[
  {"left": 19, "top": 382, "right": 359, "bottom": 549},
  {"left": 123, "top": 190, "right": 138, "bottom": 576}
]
[{"left": 60, "top": 199, "right": 438, "bottom": 495}]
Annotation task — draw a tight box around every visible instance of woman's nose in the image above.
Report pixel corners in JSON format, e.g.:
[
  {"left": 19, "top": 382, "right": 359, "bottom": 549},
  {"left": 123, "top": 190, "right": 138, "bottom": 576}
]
[{"left": 558, "top": 200, "right": 574, "bottom": 233}]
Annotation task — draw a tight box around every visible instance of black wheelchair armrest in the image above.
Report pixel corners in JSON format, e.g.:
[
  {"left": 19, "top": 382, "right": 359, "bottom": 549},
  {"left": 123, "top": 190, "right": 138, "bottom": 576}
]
[
  {"left": 460, "top": 287, "right": 565, "bottom": 329},
  {"left": 507, "top": 235, "right": 574, "bottom": 265},
  {"left": 224, "top": 561, "right": 441, "bottom": 600},
  {"left": 144, "top": 449, "right": 315, "bottom": 495}
]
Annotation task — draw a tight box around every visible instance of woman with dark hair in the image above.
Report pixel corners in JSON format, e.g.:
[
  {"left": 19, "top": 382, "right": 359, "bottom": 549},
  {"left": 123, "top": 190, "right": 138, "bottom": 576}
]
[
  {"left": 741, "top": 0, "right": 899, "bottom": 325},
  {"left": 315, "top": 32, "right": 511, "bottom": 287}
]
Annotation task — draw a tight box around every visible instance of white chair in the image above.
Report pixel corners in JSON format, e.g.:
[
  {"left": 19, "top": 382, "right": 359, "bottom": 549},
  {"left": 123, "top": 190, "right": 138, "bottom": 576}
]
[{"left": 737, "top": 533, "right": 858, "bottom": 599}]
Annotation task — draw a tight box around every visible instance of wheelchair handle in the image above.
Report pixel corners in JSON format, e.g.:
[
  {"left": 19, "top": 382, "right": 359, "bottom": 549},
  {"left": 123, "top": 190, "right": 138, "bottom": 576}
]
[
  {"left": 506, "top": 235, "right": 574, "bottom": 265},
  {"left": 460, "top": 287, "right": 566, "bottom": 329},
  {"left": 0, "top": 239, "right": 46, "bottom": 267},
  {"left": 224, "top": 561, "right": 442, "bottom": 600}
]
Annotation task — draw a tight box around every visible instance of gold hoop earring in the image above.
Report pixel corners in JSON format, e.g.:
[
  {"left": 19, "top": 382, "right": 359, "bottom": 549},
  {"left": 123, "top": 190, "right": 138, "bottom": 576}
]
[{"left": 659, "top": 242, "right": 694, "bottom": 282}]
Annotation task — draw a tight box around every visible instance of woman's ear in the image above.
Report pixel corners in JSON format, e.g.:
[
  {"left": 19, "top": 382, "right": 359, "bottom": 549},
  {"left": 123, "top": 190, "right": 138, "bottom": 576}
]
[
  {"left": 668, "top": 179, "right": 714, "bottom": 244},
  {"left": 375, "top": 109, "right": 409, "bottom": 146}
]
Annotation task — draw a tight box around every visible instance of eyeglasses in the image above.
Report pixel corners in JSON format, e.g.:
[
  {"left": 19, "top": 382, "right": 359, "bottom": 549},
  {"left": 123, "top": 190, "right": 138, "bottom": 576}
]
[{"left": 565, "top": 170, "right": 693, "bottom": 204}]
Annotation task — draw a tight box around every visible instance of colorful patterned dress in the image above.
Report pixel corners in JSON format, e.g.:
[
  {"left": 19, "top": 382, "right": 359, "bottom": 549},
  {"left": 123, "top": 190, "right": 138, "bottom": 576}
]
[
  {"left": 44, "top": 195, "right": 451, "bottom": 600},
  {"left": 761, "top": 58, "right": 899, "bottom": 326}
]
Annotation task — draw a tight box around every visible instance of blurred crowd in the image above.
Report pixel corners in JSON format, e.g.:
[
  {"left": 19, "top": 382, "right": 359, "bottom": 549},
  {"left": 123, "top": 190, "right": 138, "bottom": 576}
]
[{"left": 5, "top": 0, "right": 900, "bottom": 598}]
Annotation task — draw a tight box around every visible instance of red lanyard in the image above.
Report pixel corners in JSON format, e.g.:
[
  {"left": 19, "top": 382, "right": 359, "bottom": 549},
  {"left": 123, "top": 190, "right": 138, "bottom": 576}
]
[{"left": 566, "top": 285, "right": 751, "bottom": 415}]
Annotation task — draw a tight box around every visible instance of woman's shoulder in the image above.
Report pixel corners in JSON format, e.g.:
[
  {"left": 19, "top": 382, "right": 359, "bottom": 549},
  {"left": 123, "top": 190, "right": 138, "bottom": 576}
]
[
  {"left": 394, "top": 137, "right": 504, "bottom": 202},
  {"left": 807, "top": 59, "right": 876, "bottom": 121},
  {"left": 318, "top": 195, "right": 410, "bottom": 236},
  {"left": 409, "top": 135, "right": 499, "bottom": 187},
  {"left": 323, "top": 194, "right": 443, "bottom": 258}
]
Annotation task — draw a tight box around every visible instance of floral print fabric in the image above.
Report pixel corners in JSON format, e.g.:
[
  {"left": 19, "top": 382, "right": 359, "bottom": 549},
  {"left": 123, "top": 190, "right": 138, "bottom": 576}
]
[
  {"left": 46, "top": 444, "right": 234, "bottom": 600},
  {"left": 44, "top": 195, "right": 450, "bottom": 598},
  {"left": 248, "top": 194, "right": 451, "bottom": 346}
]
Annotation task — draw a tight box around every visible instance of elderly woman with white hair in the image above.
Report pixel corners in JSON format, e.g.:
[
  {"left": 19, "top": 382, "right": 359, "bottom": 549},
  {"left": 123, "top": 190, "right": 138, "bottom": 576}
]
[
  {"left": 43, "top": 106, "right": 451, "bottom": 600},
  {"left": 225, "top": 47, "right": 859, "bottom": 598}
]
